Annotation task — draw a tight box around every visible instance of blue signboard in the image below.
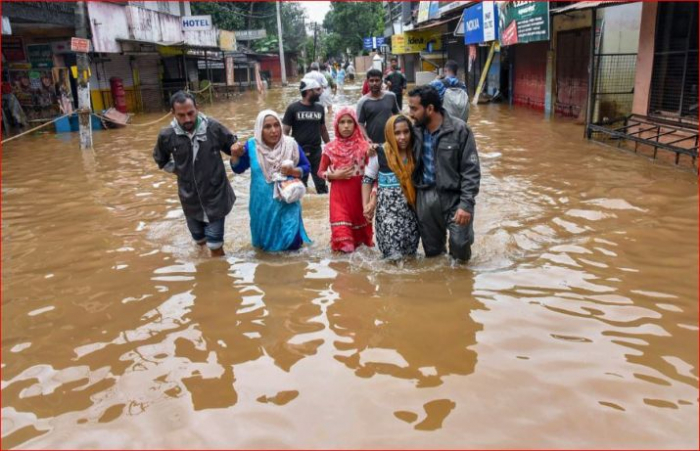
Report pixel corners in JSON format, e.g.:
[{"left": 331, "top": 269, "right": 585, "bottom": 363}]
[
  {"left": 363, "top": 36, "right": 386, "bottom": 50},
  {"left": 463, "top": 2, "right": 499, "bottom": 45}
]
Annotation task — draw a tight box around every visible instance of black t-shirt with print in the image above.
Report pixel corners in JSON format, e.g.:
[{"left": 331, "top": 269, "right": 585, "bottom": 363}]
[{"left": 282, "top": 101, "right": 325, "bottom": 152}]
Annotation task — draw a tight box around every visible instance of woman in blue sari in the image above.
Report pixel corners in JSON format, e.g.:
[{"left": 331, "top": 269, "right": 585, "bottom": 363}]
[{"left": 230, "top": 110, "right": 311, "bottom": 251}]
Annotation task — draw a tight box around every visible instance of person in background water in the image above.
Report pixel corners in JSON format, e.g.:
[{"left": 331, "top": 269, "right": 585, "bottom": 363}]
[
  {"left": 282, "top": 79, "right": 330, "bottom": 194},
  {"left": 230, "top": 110, "right": 311, "bottom": 252},
  {"left": 384, "top": 57, "right": 407, "bottom": 110},
  {"left": 346, "top": 62, "right": 356, "bottom": 82},
  {"left": 362, "top": 115, "right": 420, "bottom": 260},
  {"left": 318, "top": 107, "right": 373, "bottom": 253},
  {"left": 337, "top": 66, "right": 346, "bottom": 86},
  {"left": 304, "top": 63, "right": 329, "bottom": 104},
  {"left": 320, "top": 63, "right": 337, "bottom": 115},
  {"left": 357, "top": 69, "right": 400, "bottom": 144},
  {"left": 153, "top": 91, "right": 238, "bottom": 257},
  {"left": 407, "top": 85, "right": 480, "bottom": 262},
  {"left": 429, "top": 60, "right": 467, "bottom": 101}
]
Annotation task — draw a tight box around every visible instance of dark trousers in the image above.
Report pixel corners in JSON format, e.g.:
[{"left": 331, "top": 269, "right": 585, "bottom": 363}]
[
  {"left": 392, "top": 90, "right": 404, "bottom": 110},
  {"left": 416, "top": 187, "right": 473, "bottom": 261},
  {"left": 302, "top": 146, "right": 328, "bottom": 194}
]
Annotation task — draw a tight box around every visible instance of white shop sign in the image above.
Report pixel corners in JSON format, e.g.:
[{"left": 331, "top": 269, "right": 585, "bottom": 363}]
[{"left": 182, "top": 15, "right": 212, "bottom": 31}]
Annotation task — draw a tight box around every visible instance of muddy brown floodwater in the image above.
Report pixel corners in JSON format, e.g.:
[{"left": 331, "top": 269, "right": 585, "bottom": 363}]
[{"left": 2, "top": 83, "right": 698, "bottom": 449}]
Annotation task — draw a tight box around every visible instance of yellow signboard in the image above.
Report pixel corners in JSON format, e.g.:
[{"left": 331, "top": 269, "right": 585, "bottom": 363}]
[
  {"left": 391, "top": 28, "right": 445, "bottom": 54},
  {"left": 219, "top": 30, "right": 237, "bottom": 52}
]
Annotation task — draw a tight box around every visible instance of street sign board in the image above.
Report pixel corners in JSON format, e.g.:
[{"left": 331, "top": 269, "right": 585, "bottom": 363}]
[
  {"left": 71, "top": 37, "right": 90, "bottom": 53},
  {"left": 234, "top": 29, "right": 267, "bottom": 41},
  {"left": 363, "top": 37, "right": 386, "bottom": 50}
]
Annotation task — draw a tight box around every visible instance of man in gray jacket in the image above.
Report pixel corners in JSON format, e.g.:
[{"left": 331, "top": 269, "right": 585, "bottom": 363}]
[
  {"left": 407, "top": 85, "right": 480, "bottom": 262},
  {"left": 153, "top": 91, "right": 238, "bottom": 256}
]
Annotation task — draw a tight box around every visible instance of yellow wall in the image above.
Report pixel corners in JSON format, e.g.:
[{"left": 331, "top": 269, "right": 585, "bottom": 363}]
[{"left": 90, "top": 88, "right": 139, "bottom": 113}]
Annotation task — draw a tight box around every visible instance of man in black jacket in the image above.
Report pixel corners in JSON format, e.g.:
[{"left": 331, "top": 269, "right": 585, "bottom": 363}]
[
  {"left": 153, "top": 91, "right": 238, "bottom": 256},
  {"left": 407, "top": 85, "right": 480, "bottom": 262}
]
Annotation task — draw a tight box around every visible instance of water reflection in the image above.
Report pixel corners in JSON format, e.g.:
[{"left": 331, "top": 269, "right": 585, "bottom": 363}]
[{"left": 329, "top": 264, "right": 482, "bottom": 390}]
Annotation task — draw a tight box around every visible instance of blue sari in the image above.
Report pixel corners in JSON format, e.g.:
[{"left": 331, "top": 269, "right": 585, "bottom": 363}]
[{"left": 232, "top": 140, "right": 311, "bottom": 252}]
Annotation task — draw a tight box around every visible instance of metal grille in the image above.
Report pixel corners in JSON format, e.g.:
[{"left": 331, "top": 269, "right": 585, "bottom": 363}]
[
  {"left": 590, "top": 54, "right": 637, "bottom": 124},
  {"left": 648, "top": 2, "right": 698, "bottom": 120}
]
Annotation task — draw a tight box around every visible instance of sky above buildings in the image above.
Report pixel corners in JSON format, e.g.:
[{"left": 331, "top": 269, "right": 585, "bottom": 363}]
[{"left": 299, "top": 1, "right": 331, "bottom": 25}]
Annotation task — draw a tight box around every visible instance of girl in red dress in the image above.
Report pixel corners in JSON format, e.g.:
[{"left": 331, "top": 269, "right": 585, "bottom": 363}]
[{"left": 318, "top": 107, "right": 374, "bottom": 253}]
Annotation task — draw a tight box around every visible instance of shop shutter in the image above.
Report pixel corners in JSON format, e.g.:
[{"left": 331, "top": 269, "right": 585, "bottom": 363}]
[
  {"left": 512, "top": 42, "right": 548, "bottom": 110},
  {"left": 135, "top": 55, "right": 164, "bottom": 112}
]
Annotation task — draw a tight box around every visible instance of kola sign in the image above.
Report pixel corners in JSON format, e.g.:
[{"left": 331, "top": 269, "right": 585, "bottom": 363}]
[{"left": 182, "top": 15, "right": 212, "bottom": 31}]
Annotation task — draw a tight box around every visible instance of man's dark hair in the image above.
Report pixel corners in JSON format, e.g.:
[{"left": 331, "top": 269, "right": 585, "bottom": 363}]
[
  {"left": 408, "top": 85, "right": 443, "bottom": 112},
  {"left": 390, "top": 56, "right": 398, "bottom": 62},
  {"left": 444, "top": 60, "right": 459, "bottom": 76},
  {"left": 170, "top": 90, "right": 196, "bottom": 109},
  {"left": 321, "top": 63, "right": 328, "bottom": 71},
  {"left": 367, "top": 68, "right": 383, "bottom": 80}
]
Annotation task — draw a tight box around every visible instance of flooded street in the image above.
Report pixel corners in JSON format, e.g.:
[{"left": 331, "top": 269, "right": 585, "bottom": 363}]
[{"left": 2, "top": 84, "right": 698, "bottom": 449}]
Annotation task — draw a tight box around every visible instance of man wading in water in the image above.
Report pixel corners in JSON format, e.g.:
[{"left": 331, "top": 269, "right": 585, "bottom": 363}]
[
  {"left": 282, "top": 79, "right": 331, "bottom": 194},
  {"left": 153, "top": 91, "right": 238, "bottom": 257},
  {"left": 408, "top": 85, "right": 480, "bottom": 262}
]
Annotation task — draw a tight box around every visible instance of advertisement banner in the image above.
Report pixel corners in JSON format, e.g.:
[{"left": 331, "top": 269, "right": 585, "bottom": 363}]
[
  {"left": 464, "top": 2, "right": 499, "bottom": 45},
  {"left": 498, "top": 1, "right": 549, "bottom": 46},
  {"left": 391, "top": 28, "right": 444, "bottom": 54},
  {"left": 27, "top": 44, "right": 53, "bottom": 69}
]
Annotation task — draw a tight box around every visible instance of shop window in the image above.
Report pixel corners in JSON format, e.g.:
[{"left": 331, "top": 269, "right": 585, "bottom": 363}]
[{"left": 649, "top": 2, "right": 698, "bottom": 120}]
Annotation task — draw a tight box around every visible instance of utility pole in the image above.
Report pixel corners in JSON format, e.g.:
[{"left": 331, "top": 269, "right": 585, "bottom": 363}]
[
  {"left": 276, "top": 1, "right": 287, "bottom": 86},
  {"left": 75, "top": 1, "right": 92, "bottom": 149},
  {"left": 312, "top": 23, "right": 318, "bottom": 64}
]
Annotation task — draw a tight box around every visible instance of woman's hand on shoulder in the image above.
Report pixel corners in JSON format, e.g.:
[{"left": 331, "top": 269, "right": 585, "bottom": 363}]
[{"left": 368, "top": 143, "right": 379, "bottom": 157}]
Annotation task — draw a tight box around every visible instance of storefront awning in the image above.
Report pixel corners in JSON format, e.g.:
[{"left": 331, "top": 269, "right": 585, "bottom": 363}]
[
  {"left": 117, "top": 38, "right": 185, "bottom": 47},
  {"left": 413, "top": 15, "right": 460, "bottom": 32},
  {"left": 551, "top": 1, "right": 624, "bottom": 14},
  {"left": 116, "top": 38, "right": 220, "bottom": 51}
]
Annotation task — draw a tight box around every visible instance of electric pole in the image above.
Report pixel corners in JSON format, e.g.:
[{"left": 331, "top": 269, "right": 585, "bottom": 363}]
[
  {"left": 75, "top": 1, "right": 92, "bottom": 149},
  {"left": 313, "top": 23, "right": 318, "bottom": 64},
  {"left": 276, "top": 1, "right": 287, "bottom": 86}
]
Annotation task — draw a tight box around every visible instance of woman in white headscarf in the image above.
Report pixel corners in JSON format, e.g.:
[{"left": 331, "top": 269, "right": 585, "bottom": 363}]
[{"left": 230, "top": 110, "right": 311, "bottom": 252}]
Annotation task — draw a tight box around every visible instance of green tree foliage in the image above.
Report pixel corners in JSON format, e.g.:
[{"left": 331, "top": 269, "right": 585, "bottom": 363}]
[
  {"left": 190, "top": 2, "right": 308, "bottom": 53},
  {"left": 322, "top": 2, "right": 384, "bottom": 58}
]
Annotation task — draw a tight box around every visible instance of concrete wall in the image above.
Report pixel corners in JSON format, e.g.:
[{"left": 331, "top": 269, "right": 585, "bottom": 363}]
[
  {"left": 631, "top": 2, "right": 657, "bottom": 116},
  {"left": 598, "top": 3, "right": 643, "bottom": 54}
]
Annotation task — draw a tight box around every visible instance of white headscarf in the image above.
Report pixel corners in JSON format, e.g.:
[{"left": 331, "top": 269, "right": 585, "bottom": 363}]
[{"left": 254, "top": 109, "right": 300, "bottom": 183}]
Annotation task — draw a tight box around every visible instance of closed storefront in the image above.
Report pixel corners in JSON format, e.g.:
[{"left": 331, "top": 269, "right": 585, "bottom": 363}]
[
  {"left": 512, "top": 42, "right": 548, "bottom": 110},
  {"left": 555, "top": 28, "right": 591, "bottom": 117},
  {"left": 134, "top": 55, "right": 162, "bottom": 112}
]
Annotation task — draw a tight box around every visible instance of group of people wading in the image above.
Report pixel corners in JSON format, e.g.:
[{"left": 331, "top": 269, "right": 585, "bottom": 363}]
[{"left": 153, "top": 65, "right": 480, "bottom": 262}]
